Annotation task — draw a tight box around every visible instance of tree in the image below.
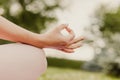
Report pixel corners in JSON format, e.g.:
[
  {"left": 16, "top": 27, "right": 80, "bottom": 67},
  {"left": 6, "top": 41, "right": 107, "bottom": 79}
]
[
  {"left": 0, "top": 0, "right": 63, "bottom": 44},
  {"left": 86, "top": 5, "right": 120, "bottom": 77}
]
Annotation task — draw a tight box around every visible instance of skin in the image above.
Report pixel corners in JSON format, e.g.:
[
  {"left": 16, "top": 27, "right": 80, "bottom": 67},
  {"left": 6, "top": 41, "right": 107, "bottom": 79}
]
[{"left": 0, "top": 16, "right": 84, "bottom": 53}]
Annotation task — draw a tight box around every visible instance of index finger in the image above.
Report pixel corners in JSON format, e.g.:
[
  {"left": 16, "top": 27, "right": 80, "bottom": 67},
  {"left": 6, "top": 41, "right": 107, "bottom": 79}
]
[
  {"left": 55, "top": 24, "right": 68, "bottom": 32},
  {"left": 65, "top": 27, "right": 75, "bottom": 41}
]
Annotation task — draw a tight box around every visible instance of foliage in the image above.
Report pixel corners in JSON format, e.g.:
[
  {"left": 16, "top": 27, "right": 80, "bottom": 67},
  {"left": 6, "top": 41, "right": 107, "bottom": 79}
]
[
  {"left": 88, "top": 5, "right": 120, "bottom": 77},
  {"left": 47, "top": 57, "right": 84, "bottom": 70},
  {"left": 0, "top": 0, "right": 63, "bottom": 32},
  {"left": 0, "top": 0, "right": 63, "bottom": 44}
]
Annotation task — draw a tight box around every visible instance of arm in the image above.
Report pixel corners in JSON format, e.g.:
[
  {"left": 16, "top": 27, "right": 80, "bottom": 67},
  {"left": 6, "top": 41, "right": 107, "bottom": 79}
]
[
  {"left": 0, "top": 16, "right": 45, "bottom": 48},
  {"left": 0, "top": 16, "right": 84, "bottom": 53}
]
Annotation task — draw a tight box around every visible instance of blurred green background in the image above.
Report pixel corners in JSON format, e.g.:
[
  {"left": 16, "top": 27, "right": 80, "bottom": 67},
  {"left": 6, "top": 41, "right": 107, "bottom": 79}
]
[{"left": 0, "top": 0, "right": 120, "bottom": 80}]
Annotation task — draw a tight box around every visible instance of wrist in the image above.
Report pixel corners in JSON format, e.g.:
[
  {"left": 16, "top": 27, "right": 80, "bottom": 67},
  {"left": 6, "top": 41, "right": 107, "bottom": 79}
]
[
  {"left": 27, "top": 33, "right": 47, "bottom": 48},
  {"left": 17, "top": 32, "right": 46, "bottom": 48}
]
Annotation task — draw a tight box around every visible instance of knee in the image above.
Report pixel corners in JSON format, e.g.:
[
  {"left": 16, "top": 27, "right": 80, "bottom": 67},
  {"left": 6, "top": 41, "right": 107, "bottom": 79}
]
[
  {"left": 0, "top": 43, "right": 48, "bottom": 80},
  {"left": 39, "top": 49, "right": 48, "bottom": 75},
  {"left": 0, "top": 43, "right": 48, "bottom": 77},
  {"left": 41, "top": 58, "right": 47, "bottom": 75}
]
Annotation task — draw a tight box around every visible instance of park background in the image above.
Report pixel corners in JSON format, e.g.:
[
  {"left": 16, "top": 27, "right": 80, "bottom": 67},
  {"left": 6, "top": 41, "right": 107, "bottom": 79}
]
[{"left": 0, "top": 0, "right": 120, "bottom": 80}]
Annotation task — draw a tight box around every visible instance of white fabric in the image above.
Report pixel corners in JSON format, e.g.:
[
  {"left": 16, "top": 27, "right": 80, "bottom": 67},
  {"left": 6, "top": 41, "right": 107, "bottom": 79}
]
[{"left": 0, "top": 43, "right": 47, "bottom": 80}]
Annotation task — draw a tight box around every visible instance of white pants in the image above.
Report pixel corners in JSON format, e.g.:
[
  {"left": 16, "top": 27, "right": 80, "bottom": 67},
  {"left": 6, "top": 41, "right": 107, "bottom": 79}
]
[{"left": 0, "top": 43, "right": 47, "bottom": 80}]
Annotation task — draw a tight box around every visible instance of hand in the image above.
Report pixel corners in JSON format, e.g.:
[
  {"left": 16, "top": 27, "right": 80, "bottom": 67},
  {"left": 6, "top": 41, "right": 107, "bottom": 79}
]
[
  {"left": 0, "top": 16, "right": 84, "bottom": 53},
  {"left": 41, "top": 24, "right": 84, "bottom": 53},
  {"left": 61, "top": 36, "right": 84, "bottom": 53}
]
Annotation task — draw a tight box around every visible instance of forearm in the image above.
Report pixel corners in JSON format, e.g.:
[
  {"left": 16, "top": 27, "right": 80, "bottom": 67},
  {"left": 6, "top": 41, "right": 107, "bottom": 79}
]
[{"left": 0, "top": 16, "right": 44, "bottom": 48}]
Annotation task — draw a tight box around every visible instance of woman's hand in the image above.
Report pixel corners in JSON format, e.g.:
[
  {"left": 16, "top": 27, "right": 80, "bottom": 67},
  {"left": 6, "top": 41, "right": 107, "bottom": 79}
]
[
  {"left": 0, "top": 16, "right": 84, "bottom": 53},
  {"left": 40, "top": 24, "right": 84, "bottom": 53}
]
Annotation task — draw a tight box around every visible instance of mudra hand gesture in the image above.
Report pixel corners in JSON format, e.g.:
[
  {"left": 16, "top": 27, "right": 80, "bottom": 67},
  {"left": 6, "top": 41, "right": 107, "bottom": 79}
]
[
  {"left": 0, "top": 16, "right": 84, "bottom": 53},
  {"left": 40, "top": 24, "right": 84, "bottom": 53}
]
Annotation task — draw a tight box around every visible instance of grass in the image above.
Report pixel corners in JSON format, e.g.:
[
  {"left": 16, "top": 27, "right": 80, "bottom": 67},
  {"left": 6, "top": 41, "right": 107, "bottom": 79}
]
[
  {"left": 47, "top": 57, "right": 84, "bottom": 69},
  {"left": 38, "top": 67, "right": 120, "bottom": 80},
  {"left": 38, "top": 57, "right": 120, "bottom": 80}
]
